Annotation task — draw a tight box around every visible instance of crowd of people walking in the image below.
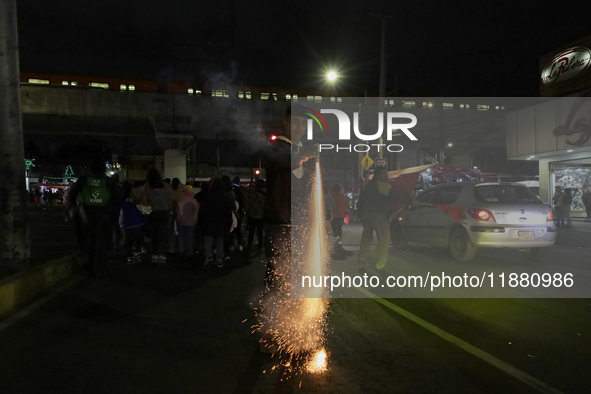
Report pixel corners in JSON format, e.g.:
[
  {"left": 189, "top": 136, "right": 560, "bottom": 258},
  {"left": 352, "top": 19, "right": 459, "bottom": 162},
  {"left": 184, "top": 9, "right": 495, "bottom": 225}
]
[{"left": 63, "top": 157, "right": 270, "bottom": 276}]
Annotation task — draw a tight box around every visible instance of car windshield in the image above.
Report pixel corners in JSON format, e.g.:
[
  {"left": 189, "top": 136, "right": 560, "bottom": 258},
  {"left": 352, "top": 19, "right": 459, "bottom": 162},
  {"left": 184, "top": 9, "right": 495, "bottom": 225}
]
[{"left": 474, "top": 185, "right": 543, "bottom": 204}]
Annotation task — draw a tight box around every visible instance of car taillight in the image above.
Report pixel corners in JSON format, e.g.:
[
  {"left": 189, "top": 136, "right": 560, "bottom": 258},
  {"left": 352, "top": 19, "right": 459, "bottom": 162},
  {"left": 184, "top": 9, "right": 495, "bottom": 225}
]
[
  {"left": 546, "top": 210, "right": 553, "bottom": 222},
  {"left": 467, "top": 209, "right": 496, "bottom": 222}
]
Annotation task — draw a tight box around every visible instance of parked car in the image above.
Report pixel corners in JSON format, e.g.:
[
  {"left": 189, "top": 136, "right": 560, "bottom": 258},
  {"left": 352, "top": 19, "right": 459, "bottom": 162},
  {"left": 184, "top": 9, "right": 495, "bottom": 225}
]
[{"left": 390, "top": 182, "right": 557, "bottom": 261}]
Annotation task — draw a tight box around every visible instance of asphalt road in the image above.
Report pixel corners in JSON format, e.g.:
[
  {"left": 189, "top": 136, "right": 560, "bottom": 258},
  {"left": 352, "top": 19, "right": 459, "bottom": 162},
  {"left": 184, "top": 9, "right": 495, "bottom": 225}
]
[{"left": 0, "top": 213, "right": 589, "bottom": 393}]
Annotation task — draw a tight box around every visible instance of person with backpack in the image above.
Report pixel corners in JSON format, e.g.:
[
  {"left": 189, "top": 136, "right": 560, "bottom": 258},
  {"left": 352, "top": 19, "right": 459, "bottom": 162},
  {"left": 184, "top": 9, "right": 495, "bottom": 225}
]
[
  {"left": 119, "top": 182, "right": 146, "bottom": 264},
  {"left": 67, "top": 156, "right": 119, "bottom": 277},
  {"left": 220, "top": 175, "right": 238, "bottom": 262},
  {"left": 168, "top": 178, "right": 183, "bottom": 254},
  {"left": 139, "top": 168, "right": 172, "bottom": 265},
  {"left": 199, "top": 179, "right": 234, "bottom": 268},
  {"left": 243, "top": 179, "right": 266, "bottom": 257},
  {"left": 176, "top": 188, "right": 199, "bottom": 258}
]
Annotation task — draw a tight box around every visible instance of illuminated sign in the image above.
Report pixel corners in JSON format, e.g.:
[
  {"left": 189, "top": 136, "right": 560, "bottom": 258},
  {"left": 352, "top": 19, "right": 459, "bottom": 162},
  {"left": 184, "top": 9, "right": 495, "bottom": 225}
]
[{"left": 541, "top": 47, "right": 591, "bottom": 86}]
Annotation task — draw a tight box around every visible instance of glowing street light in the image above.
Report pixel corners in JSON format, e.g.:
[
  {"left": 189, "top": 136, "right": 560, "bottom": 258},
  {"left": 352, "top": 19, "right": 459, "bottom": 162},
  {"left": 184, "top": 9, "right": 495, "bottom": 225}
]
[{"left": 326, "top": 71, "right": 337, "bottom": 81}]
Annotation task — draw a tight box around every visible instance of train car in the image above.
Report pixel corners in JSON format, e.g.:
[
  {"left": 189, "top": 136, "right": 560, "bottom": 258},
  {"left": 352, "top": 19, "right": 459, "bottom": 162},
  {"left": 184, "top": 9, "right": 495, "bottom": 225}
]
[{"left": 20, "top": 72, "right": 158, "bottom": 93}]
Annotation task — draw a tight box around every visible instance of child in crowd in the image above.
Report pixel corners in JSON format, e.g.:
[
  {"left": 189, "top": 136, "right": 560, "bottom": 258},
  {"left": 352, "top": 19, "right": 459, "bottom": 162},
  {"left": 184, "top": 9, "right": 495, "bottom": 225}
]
[{"left": 176, "top": 188, "right": 199, "bottom": 258}]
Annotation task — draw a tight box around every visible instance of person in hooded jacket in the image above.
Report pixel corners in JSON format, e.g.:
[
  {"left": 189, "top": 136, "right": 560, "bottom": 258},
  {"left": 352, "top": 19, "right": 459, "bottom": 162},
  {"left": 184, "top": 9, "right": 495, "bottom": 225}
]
[{"left": 199, "top": 179, "right": 234, "bottom": 268}]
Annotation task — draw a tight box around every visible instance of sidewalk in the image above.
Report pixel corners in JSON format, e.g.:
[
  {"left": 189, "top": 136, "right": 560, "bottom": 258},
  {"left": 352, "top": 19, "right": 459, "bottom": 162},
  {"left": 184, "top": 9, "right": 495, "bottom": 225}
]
[{"left": 554, "top": 218, "right": 591, "bottom": 247}]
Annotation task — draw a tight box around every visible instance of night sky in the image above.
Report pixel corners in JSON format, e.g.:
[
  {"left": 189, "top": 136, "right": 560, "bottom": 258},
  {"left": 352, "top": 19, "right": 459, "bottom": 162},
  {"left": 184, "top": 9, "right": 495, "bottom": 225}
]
[{"left": 16, "top": 1, "right": 591, "bottom": 97}]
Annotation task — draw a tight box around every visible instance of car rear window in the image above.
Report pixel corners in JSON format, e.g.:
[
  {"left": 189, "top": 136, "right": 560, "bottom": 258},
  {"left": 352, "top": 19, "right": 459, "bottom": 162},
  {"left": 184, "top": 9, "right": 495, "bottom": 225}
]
[
  {"left": 437, "top": 186, "right": 462, "bottom": 205},
  {"left": 474, "top": 185, "right": 543, "bottom": 204}
]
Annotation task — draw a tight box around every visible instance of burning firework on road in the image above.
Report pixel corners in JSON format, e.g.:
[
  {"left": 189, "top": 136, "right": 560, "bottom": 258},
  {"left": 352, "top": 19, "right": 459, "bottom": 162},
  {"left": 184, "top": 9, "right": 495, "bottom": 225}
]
[{"left": 255, "top": 160, "right": 330, "bottom": 373}]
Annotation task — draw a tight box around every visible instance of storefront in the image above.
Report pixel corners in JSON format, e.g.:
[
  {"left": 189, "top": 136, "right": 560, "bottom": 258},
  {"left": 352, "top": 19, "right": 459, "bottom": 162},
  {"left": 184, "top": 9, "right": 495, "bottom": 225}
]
[
  {"left": 506, "top": 97, "right": 591, "bottom": 217},
  {"left": 509, "top": 33, "right": 591, "bottom": 217}
]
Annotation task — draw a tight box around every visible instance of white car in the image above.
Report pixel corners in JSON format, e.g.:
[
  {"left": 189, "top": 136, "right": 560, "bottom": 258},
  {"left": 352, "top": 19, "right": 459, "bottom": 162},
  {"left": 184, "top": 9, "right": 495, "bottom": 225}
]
[{"left": 390, "top": 182, "right": 557, "bottom": 261}]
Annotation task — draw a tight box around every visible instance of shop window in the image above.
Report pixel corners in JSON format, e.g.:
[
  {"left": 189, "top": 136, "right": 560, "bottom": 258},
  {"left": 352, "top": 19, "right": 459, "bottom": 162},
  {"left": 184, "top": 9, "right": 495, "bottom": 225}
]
[{"left": 28, "top": 79, "right": 50, "bottom": 84}]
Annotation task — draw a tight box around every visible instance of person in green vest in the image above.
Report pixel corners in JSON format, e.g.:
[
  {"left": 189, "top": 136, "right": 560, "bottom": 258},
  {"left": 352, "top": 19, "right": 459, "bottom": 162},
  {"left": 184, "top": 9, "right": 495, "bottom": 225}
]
[{"left": 67, "top": 156, "right": 119, "bottom": 277}]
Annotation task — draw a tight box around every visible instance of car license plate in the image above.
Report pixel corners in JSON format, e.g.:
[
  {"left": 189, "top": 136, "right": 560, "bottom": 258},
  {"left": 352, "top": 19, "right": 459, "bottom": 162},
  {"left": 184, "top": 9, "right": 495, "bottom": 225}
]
[{"left": 518, "top": 231, "right": 535, "bottom": 240}]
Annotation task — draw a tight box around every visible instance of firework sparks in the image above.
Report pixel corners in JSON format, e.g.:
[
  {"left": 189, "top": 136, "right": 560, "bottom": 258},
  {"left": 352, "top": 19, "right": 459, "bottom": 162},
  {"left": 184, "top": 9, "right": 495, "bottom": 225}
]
[
  {"left": 305, "top": 348, "right": 328, "bottom": 374},
  {"left": 255, "top": 160, "right": 331, "bottom": 373}
]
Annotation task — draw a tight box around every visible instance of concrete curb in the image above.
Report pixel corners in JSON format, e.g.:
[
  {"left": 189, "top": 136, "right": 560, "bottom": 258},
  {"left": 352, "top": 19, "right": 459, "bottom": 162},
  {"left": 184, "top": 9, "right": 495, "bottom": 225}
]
[{"left": 0, "top": 253, "right": 85, "bottom": 318}]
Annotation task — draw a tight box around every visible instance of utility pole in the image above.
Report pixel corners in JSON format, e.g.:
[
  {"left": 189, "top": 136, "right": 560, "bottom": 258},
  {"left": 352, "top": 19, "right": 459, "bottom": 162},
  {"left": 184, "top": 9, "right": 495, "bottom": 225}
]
[
  {"left": 368, "top": 13, "right": 392, "bottom": 160},
  {"left": 0, "top": 0, "right": 30, "bottom": 272}
]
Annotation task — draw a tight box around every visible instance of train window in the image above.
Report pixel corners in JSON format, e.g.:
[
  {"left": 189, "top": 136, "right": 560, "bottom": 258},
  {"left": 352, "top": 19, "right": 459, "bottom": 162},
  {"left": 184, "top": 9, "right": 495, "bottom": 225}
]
[
  {"left": 261, "top": 92, "right": 269, "bottom": 100},
  {"left": 389, "top": 100, "right": 395, "bottom": 106},
  {"left": 246, "top": 92, "right": 251, "bottom": 99},
  {"left": 121, "top": 84, "right": 128, "bottom": 91},
  {"left": 401, "top": 100, "right": 415, "bottom": 108},
  {"left": 477, "top": 104, "right": 489, "bottom": 111},
  {"left": 272, "top": 93, "right": 278, "bottom": 101},
  {"left": 460, "top": 104, "right": 465, "bottom": 109},
  {"left": 307, "top": 95, "right": 314, "bottom": 102},
  {"left": 314, "top": 95, "right": 322, "bottom": 103},
  {"left": 330, "top": 97, "right": 335, "bottom": 103},
  {"left": 212, "top": 90, "right": 228, "bottom": 98},
  {"left": 500, "top": 105, "right": 504, "bottom": 110},
  {"left": 188, "top": 88, "right": 194, "bottom": 95},
  {"left": 129, "top": 85, "right": 135, "bottom": 91},
  {"left": 71, "top": 81, "right": 78, "bottom": 86},
  {"left": 337, "top": 97, "right": 342, "bottom": 103},
  {"left": 465, "top": 103, "right": 470, "bottom": 109},
  {"left": 62, "top": 81, "right": 69, "bottom": 85},
  {"left": 238, "top": 91, "right": 244, "bottom": 99},
  {"left": 292, "top": 94, "right": 298, "bottom": 102},
  {"left": 443, "top": 103, "right": 453, "bottom": 110},
  {"left": 286, "top": 94, "right": 291, "bottom": 101},
  {"left": 195, "top": 89, "right": 201, "bottom": 96},
  {"left": 90, "top": 82, "right": 109, "bottom": 89},
  {"left": 28, "top": 79, "right": 49, "bottom": 84}
]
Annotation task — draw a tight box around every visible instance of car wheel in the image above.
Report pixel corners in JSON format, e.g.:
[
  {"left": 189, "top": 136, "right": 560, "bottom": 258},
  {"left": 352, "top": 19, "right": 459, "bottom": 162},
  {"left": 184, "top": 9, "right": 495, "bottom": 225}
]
[
  {"left": 520, "top": 247, "right": 544, "bottom": 260},
  {"left": 449, "top": 228, "right": 477, "bottom": 261},
  {"left": 390, "top": 222, "right": 407, "bottom": 251}
]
